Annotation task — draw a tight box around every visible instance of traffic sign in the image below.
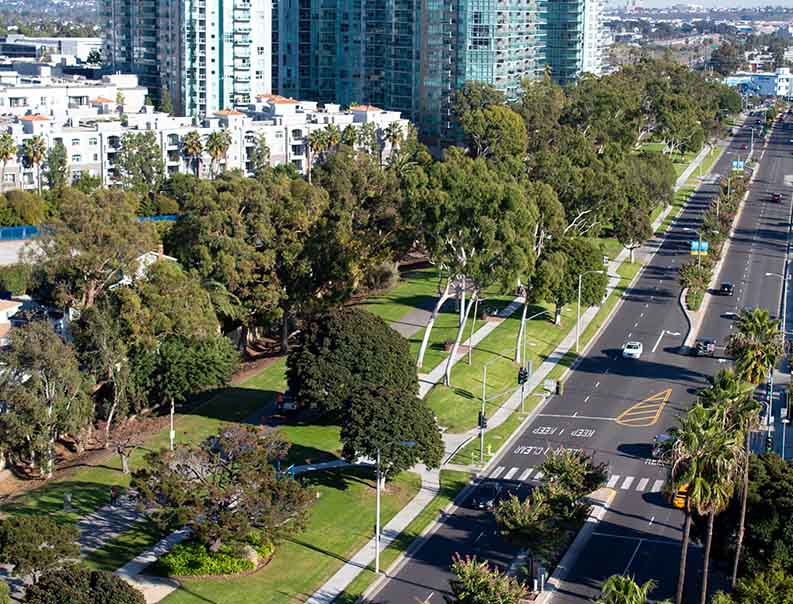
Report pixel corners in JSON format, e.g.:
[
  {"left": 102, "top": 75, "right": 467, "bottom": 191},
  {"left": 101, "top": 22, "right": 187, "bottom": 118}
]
[
  {"left": 690, "top": 240, "right": 709, "bottom": 256},
  {"left": 732, "top": 159, "right": 745, "bottom": 171}
]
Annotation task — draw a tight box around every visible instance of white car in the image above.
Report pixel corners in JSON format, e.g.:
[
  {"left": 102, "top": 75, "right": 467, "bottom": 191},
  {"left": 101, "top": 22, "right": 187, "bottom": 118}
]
[{"left": 622, "top": 341, "right": 643, "bottom": 359}]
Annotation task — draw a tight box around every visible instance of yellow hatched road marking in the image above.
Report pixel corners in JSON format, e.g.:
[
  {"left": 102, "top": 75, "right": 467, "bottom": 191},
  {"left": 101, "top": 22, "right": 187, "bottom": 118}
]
[{"left": 616, "top": 388, "right": 672, "bottom": 427}]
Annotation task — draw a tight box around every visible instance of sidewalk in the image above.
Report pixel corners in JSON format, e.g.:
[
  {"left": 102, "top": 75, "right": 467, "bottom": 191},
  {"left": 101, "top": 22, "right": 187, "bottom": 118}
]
[
  {"left": 304, "top": 139, "right": 719, "bottom": 604},
  {"left": 418, "top": 297, "right": 523, "bottom": 399},
  {"left": 103, "top": 142, "right": 718, "bottom": 604}
]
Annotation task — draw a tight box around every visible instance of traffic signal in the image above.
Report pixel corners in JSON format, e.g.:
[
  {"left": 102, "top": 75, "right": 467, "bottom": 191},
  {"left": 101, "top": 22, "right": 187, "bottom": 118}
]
[
  {"left": 766, "top": 434, "right": 774, "bottom": 453},
  {"left": 518, "top": 367, "right": 528, "bottom": 385},
  {"left": 478, "top": 411, "right": 488, "bottom": 430}
]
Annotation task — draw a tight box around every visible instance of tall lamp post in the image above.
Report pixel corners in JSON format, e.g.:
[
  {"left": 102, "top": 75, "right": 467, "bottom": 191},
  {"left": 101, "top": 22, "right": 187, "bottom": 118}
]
[
  {"left": 682, "top": 227, "right": 704, "bottom": 269},
  {"left": 374, "top": 440, "right": 416, "bottom": 574},
  {"left": 576, "top": 270, "right": 605, "bottom": 353},
  {"left": 764, "top": 271, "right": 790, "bottom": 430}
]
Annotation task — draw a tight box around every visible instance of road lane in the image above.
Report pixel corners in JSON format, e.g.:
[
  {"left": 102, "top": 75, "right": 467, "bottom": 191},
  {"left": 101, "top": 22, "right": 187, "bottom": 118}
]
[{"left": 369, "top": 120, "right": 790, "bottom": 604}]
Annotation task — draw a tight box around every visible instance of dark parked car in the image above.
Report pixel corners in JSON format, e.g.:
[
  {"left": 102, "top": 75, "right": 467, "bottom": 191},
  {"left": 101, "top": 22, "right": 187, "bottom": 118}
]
[
  {"left": 719, "top": 282, "right": 735, "bottom": 296},
  {"left": 694, "top": 337, "right": 716, "bottom": 357},
  {"left": 772, "top": 192, "right": 782, "bottom": 202},
  {"left": 470, "top": 482, "right": 503, "bottom": 510}
]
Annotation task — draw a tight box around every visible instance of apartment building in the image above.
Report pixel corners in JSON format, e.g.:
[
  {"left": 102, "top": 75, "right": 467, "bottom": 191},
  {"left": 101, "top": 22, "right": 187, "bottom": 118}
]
[
  {"left": 275, "top": 0, "right": 545, "bottom": 149},
  {"left": 0, "top": 93, "right": 408, "bottom": 191},
  {"left": 581, "top": 0, "right": 604, "bottom": 75},
  {"left": 101, "top": 0, "right": 272, "bottom": 117}
]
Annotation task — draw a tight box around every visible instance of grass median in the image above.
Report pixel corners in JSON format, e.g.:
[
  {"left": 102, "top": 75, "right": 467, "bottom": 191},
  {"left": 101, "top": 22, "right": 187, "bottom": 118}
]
[
  {"left": 450, "top": 257, "right": 643, "bottom": 466},
  {"left": 337, "top": 469, "right": 472, "bottom": 602}
]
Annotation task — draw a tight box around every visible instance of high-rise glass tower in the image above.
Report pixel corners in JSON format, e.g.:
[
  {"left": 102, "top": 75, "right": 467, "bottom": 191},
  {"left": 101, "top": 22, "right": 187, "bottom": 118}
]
[
  {"left": 542, "top": 0, "right": 584, "bottom": 84},
  {"left": 102, "top": 0, "right": 272, "bottom": 117},
  {"left": 275, "top": 0, "right": 544, "bottom": 148}
]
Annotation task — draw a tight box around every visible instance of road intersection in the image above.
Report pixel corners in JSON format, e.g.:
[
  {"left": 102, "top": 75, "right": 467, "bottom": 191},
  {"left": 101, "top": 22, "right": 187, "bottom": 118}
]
[{"left": 369, "top": 118, "right": 793, "bottom": 604}]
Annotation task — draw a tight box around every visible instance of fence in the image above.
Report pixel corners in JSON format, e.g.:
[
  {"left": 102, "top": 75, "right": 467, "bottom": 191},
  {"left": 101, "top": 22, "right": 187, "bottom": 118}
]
[{"left": 0, "top": 214, "right": 178, "bottom": 242}]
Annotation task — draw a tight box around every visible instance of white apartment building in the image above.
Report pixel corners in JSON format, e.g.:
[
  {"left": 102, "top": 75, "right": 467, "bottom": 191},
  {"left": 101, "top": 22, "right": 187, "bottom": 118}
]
[
  {"left": 582, "top": 0, "right": 605, "bottom": 76},
  {"left": 102, "top": 0, "right": 272, "bottom": 118},
  {"left": 0, "top": 93, "right": 408, "bottom": 191},
  {"left": 0, "top": 72, "right": 147, "bottom": 120}
]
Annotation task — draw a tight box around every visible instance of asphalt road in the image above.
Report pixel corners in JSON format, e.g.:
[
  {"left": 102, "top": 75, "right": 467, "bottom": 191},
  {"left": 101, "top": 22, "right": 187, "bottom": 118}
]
[{"left": 368, "top": 120, "right": 793, "bottom": 604}]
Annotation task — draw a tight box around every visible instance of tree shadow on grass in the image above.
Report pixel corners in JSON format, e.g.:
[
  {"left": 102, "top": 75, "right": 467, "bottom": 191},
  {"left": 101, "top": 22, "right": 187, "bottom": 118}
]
[
  {"left": 3, "top": 480, "right": 115, "bottom": 519},
  {"left": 301, "top": 466, "right": 375, "bottom": 494}
]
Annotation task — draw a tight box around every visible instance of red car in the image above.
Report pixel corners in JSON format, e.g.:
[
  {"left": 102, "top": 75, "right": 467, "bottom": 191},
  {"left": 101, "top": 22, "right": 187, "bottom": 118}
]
[{"left": 741, "top": 144, "right": 748, "bottom": 150}]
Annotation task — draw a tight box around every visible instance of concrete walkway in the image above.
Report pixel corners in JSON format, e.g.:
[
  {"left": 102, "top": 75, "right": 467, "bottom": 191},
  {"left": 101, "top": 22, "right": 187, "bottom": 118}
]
[
  {"left": 103, "top": 142, "right": 718, "bottom": 604},
  {"left": 78, "top": 497, "right": 145, "bottom": 555},
  {"left": 418, "top": 297, "right": 523, "bottom": 399}
]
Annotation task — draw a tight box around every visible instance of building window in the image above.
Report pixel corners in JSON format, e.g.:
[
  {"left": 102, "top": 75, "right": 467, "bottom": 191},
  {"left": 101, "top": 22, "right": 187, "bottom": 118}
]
[
  {"left": 3, "top": 174, "right": 14, "bottom": 183},
  {"left": 93, "top": 153, "right": 99, "bottom": 161},
  {"left": 89, "top": 137, "right": 97, "bottom": 145},
  {"left": 257, "top": 46, "right": 265, "bottom": 55},
  {"left": 71, "top": 138, "right": 80, "bottom": 146},
  {"left": 291, "top": 129, "right": 302, "bottom": 138},
  {"left": 71, "top": 154, "right": 81, "bottom": 163}
]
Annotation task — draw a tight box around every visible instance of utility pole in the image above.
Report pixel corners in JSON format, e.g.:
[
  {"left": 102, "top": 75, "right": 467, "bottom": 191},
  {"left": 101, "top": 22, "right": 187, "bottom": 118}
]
[{"left": 480, "top": 365, "right": 486, "bottom": 464}]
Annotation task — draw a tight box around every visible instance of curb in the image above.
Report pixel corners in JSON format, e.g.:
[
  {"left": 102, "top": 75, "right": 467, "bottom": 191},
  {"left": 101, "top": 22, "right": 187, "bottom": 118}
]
[
  {"left": 534, "top": 488, "right": 617, "bottom": 604},
  {"left": 359, "top": 138, "right": 728, "bottom": 604},
  {"left": 680, "top": 287, "right": 694, "bottom": 349}
]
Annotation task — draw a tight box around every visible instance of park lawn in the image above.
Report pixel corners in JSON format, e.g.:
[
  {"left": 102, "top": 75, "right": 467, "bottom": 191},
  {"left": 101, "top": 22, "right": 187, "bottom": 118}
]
[
  {"left": 408, "top": 290, "right": 516, "bottom": 374},
  {"left": 361, "top": 266, "right": 440, "bottom": 324},
  {"left": 657, "top": 145, "right": 721, "bottom": 235},
  {"left": 84, "top": 520, "right": 166, "bottom": 572},
  {"left": 2, "top": 357, "right": 342, "bottom": 523},
  {"left": 160, "top": 467, "right": 420, "bottom": 604},
  {"left": 451, "top": 257, "right": 643, "bottom": 465},
  {"left": 339, "top": 469, "right": 472, "bottom": 600},
  {"left": 424, "top": 301, "right": 576, "bottom": 433}
]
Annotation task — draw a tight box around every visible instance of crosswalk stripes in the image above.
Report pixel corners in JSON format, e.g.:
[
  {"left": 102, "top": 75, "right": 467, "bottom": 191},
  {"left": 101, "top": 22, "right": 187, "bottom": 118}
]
[{"left": 488, "top": 466, "right": 667, "bottom": 493}]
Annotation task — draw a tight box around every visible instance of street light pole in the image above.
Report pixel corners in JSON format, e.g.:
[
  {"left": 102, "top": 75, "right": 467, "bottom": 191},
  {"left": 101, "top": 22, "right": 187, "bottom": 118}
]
[
  {"left": 480, "top": 365, "right": 486, "bottom": 464},
  {"left": 783, "top": 417, "right": 790, "bottom": 459},
  {"left": 576, "top": 270, "right": 605, "bottom": 353},
  {"left": 374, "top": 440, "right": 415, "bottom": 574},
  {"left": 375, "top": 447, "right": 381, "bottom": 574}
]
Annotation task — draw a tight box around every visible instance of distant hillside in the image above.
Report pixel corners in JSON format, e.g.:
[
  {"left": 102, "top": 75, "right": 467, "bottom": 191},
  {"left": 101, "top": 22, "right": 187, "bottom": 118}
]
[{"left": 0, "top": 0, "right": 98, "bottom": 38}]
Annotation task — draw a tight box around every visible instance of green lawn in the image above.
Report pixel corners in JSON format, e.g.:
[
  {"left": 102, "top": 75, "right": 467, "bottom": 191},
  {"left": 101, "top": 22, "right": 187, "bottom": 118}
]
[
  {"left": 424, "top": 301, "right": 576, "bottom": 433},
  {"left": 657, "top": 145, "right": 721, "bottom": 235},
  {"left": 3, "top": 356, "right": 342, "bottom": 523},
  {"left": 339, "top": 469, "right": 472, "bottom": 601},
  {"left": 451, "top": 257, "right": 643, "bottom": 465},
  {"left": 360, "top": 267, "right": 441, "bottom": 325},
  {"left": 160, "top": 467, "right": 421, "bottom": 604}
]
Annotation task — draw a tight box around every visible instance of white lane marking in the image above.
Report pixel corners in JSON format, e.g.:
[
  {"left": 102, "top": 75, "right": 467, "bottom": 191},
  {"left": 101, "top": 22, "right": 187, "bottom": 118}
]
[
  {"left": 584, "top": 395, "right": 590, "bottom": 403},
  {"left": 640, "top": 312, "right": 644, "bottom": 318},
  {"left": 627, "top": 332, "right": 632, "bottom": 338},
  {"left": 534, "top": 471, "right": 544, "bottom": 480},
  {"left": 423, "top": 592, "right": 434, "bottom": 604},
  {"left": 652, "top": 330, "right": 665, "bottom": 353},
  {"left": 623, "top": 539, "right": 643, "bottom": 574},
  {"left": 491, "top": 466, "right": 505, "bottom": 478},
  {"left": 504, "top": 467, "right": 519, "bottom": 480},
  {"left": 651, "top": 479, "right": 665, "bottom": 492},
  {"left": 636, "top": 478, "right": 649, "bottom": 491},
  {"left": 595, "top": 381, "right": 600, "bottom": 388},
  {"left": 649, "top": 516, "right": 655, "bottom": 526},
  {"left": 604, "top": 368, "right": 610, "bottom": 375},
  {"left": 607, "top": 475, "right": 620, "bottom": 488},
  {"left": 621, "top": 476, "right": 635, "bottom": 490},
  {"left": 519, "top": 468, "right": 532, "bottom": 481},
  {"left": 634, "top": 322, "right": 639, "bottom": 328},
  {"left": 474, "top": 531, "right": 485, "bottom": 544}
]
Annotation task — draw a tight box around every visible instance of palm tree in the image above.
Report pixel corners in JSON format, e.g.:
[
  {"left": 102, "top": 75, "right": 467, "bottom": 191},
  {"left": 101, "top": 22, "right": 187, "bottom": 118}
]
[
  {"left": 384, "top": 122, "right": 403, "bottom": 153},
  {"left": 727, "top": 308, "right": 783, "bottom": 385},
  {"left": 698, "top": 370, "right": 765, "bottom": 591},
  {"left": 0, "top": 132, "right": 16, "bottom": 192},
  {"left": 595, "top": 575, "right": 656, "bottom": 604},
  {"left": 205, "top": 130, "right": 231, "bottom": 177},
  {"left": 21, "top": 135, "right": 46, "bottom": 195},
  {"left": 668, "top": 403, "right": 741, "bottom": 604},
  {"left": 182, "top": 130, "right": 204, "bottom": 177},
  {"left": 341, "top": 124, "right": 357, "bottom": 147},
  {"left": 324, "top": 124, "right": 341, "bottom": 153},
  {"left": 306, "top": 129, "right": 327, "bottom": 184}
]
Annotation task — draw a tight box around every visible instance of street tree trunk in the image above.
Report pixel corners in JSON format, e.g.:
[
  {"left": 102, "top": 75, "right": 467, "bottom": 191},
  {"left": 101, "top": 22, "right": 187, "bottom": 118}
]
[
  {"left": 417, "top": 276, "right": 452, "bottom": 369},
  {"left": 444, "top": 290, "right": 477, "bottom": 387},
  {"left": 120, "top": 451, "right": 130, "bottom": 475},
  {"left": 515, "top": 295, "right": 529, "bottom": 365},
  {"left": 459, "top": 281, "right": 466, "bottom": 327},
  {"left": 554, "top": 303, "right": 562, "bottom": 325},
  {"left": 676, "top": 510, "right": 692, "bottom": 604},
  {"left": 104, "top": 399, "right": 118, "bottom": 449},
  {"left": 700, "top": 511, "right": 715, "bottom": 604},
  {"left": 732, "top": 426, "right": 751, "bottom": 589}
]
